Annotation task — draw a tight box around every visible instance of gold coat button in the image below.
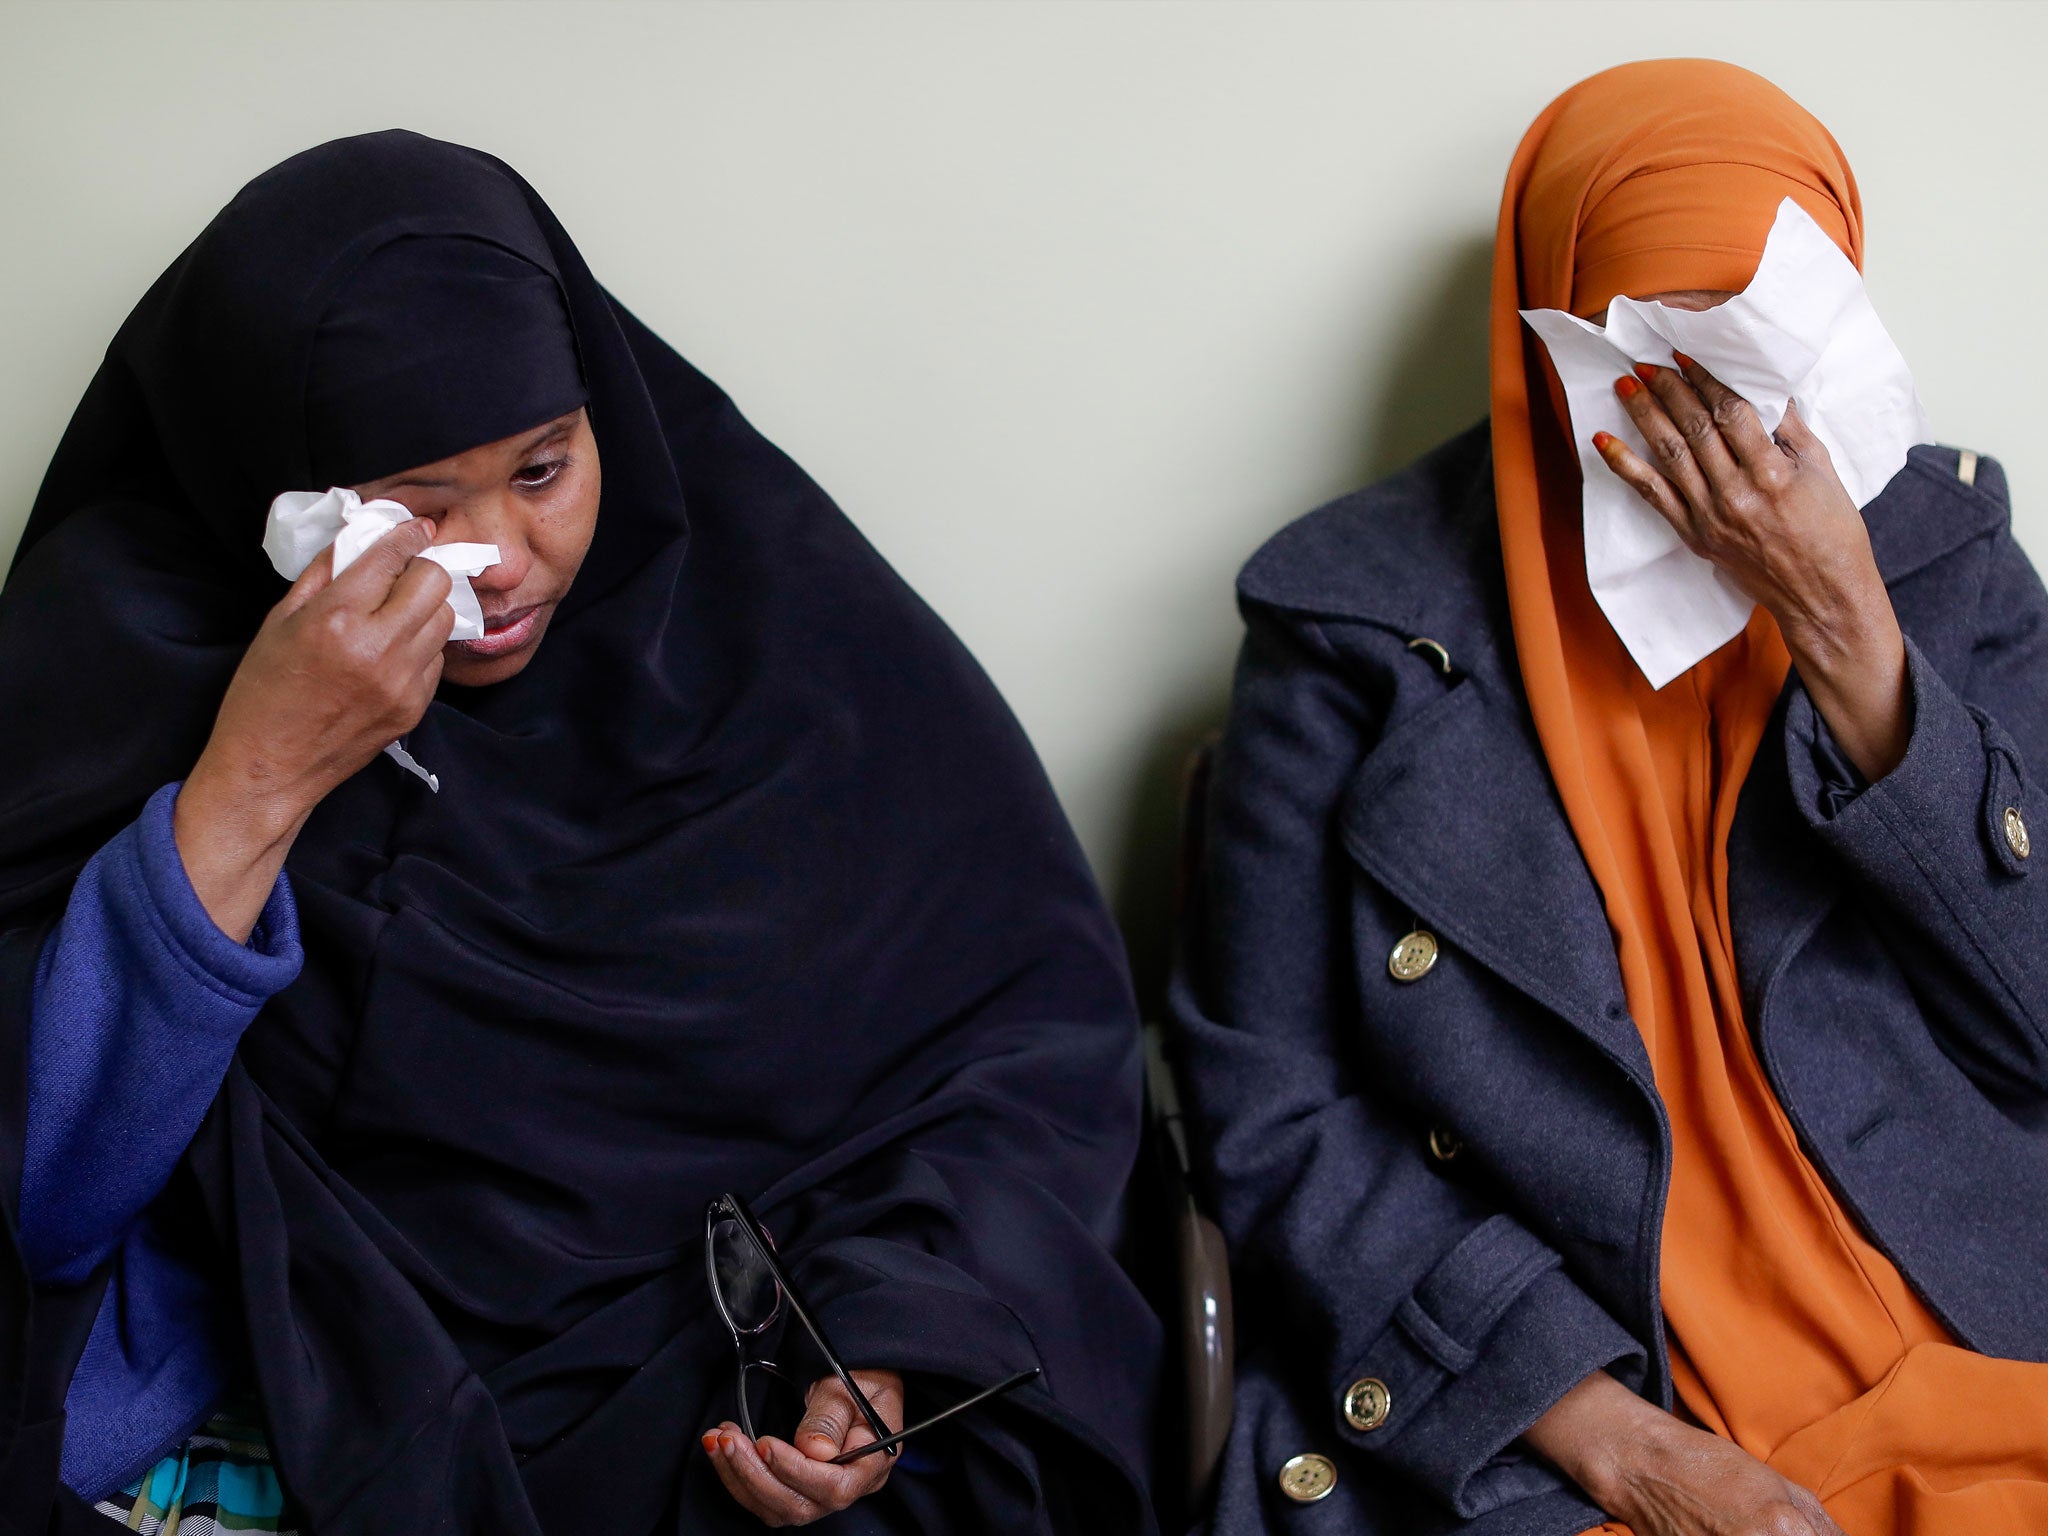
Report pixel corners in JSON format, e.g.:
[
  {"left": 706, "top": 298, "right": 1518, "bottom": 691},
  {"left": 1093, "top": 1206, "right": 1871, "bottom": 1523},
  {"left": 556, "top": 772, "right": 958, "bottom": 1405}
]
[
  {"left": 2006, "top": 806, "right": 2031, "bottom": 861},
  {"left": 1277, "top": 1452, "right": 1337, "bottom": 1503},
  {"left": 1388, "top": 931, "right": 1439, "bottom": 983},
  {"left": 1343, "top": 1376, "right": 1392, "bottom": 1432},
  {"left": 1428, "top": 1127, "right": 1463, "bottom": 1163}
]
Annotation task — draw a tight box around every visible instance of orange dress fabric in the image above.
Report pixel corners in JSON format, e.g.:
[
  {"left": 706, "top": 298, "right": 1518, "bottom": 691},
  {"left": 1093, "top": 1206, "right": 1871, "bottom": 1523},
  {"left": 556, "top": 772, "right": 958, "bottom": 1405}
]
[{"left": 1490, "top": 62, "right": 2048, "bottom": 1534}]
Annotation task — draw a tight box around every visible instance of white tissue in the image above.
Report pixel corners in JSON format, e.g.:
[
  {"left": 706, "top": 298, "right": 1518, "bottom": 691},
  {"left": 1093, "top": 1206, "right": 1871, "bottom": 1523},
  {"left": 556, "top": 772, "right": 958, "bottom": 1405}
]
[
  {"left": 382, "top": 739, "right": 440, "bottom": 795},
  {"left": 262, "top": 486, "right": 503, "bottom": 793},
  {"left": 1520, "top": 198, "right": 1932, "bottom": 689},
  {"left": 262, "top": 487, "right": 500, "bottom": 641}
]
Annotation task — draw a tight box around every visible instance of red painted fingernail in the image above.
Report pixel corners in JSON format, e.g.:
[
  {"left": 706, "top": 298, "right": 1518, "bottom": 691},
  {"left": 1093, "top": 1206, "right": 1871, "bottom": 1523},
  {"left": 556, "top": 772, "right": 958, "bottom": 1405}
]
[
  {"left": 1592, "top": 431, "right": 1616, "bottom": 453},
  {"left": 1613, "top": 375, "right": 1641, "bottom": 400},
  {"left": 1631, "top": 363, "right": 1658, "bottom": 383},
  {"left": 701, "top": 1432, "right": 719, "bottom": 1453},
  {"left": 1672, "top": 350, "right": 1696, "bottom": 371}
]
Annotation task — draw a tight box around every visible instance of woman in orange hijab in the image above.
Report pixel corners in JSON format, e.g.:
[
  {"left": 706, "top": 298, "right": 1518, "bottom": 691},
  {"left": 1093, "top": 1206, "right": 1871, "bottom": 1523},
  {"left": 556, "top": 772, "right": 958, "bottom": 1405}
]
[{"left": 1174, "top": 58, "right": 2048, "bottom": 1536}]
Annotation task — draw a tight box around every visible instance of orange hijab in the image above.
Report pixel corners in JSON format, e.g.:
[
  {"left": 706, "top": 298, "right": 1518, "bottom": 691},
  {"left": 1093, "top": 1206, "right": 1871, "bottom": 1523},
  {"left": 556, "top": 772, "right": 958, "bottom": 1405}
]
[
  {"left": 1491, "top": 56, "right": 1861, "bottom": 1099},
  {"left": 1499, "top": 73, "right": 2048, "bottom": 1536},
  {"left": 1492, "top": 58, "right": 1862, "bottom": 910},
  {"left": 1490, "top": 61, "right": 1928, "bottom": 1434}
]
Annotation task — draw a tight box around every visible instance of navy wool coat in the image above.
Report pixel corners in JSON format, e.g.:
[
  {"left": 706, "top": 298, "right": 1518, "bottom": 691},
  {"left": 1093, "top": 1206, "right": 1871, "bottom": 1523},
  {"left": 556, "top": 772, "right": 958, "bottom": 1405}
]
[{"left": 1171, "top": 422, "right": 2048, "bottom": 1536}]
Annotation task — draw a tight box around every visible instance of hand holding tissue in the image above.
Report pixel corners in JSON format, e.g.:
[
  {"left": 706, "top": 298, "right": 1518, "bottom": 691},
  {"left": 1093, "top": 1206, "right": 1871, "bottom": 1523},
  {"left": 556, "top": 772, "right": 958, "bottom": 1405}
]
[
  {"left": 1520, "top": 198, "right": 1932, "bottom": 689},
  {"left": 263, "top": 487, "right": 501, "bottom": 641},
  {"left": 261, "top": 487, "right": 501, "bottom": 791}
]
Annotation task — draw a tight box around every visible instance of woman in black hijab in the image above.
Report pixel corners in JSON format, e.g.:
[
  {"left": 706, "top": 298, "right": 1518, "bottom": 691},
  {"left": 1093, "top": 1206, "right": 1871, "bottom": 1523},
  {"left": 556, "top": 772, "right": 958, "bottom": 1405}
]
[{"left": 0, "top": 130, "right": 1156, "bottom": 1534}]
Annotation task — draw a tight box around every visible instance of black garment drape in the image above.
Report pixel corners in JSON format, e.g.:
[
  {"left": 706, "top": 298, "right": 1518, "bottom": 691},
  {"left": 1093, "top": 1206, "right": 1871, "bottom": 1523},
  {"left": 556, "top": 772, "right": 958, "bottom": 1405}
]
[{"left": 0, "top": 131, "right": 1156, "bottom": 1535}]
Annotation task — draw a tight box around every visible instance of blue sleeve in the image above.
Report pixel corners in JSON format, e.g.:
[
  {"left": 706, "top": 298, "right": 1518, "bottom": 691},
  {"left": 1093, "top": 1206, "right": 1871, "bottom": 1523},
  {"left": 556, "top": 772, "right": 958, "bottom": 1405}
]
[{"left": 22, "top": 781, "right": 302, "bottom": 1285}]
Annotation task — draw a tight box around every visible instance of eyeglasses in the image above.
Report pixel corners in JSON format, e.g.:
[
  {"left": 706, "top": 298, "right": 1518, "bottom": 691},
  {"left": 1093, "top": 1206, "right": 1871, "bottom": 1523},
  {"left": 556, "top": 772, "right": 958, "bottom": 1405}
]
[{"left": 704, "top": 1192, "right": 1041, "bottom": 1464}]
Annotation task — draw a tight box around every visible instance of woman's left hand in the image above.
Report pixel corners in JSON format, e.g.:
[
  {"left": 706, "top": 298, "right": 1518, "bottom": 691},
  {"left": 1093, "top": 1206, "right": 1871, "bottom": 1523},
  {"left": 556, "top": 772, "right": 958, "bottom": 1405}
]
[
  {"left": 704, "top": 1370, "right": 904, "bottom": 1527},
  {"left": 1595, "top": 355, "right": 1912, "bottom": 781}
]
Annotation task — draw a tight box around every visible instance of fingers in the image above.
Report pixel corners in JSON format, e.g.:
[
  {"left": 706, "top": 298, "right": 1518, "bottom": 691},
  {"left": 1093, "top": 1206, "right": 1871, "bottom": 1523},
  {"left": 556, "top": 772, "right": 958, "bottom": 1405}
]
[
  {"left": 1592, "top": 430, "right": 1696, "bottom": 542},
  {"left": 705, "top": 1425, "right": 813, "bottom": 1526},
  {"left": 309, "top": 521, "right": 453, "bottom": 665},
  {"left": 384, "top": 597, "right": 453, "bottom": 726},
  {"left": 703, "top": 1421, "right": 886, "bottom": 1527},
  {"left": 274, "top": 546, "right": 336, "bottom": 618},
  {"left": 1791, "top": 1486, "right": 1848, "bottom": 1536},
  {"left": 301, "top": 539, "right": 449, "bottom": 732},
  {"left": 701, "top": 1374, "right": 902, "bottom": 1526},
  {"left": 327, "top": 517, "right": 438, "bottom": 606},
  {"left": 759, "top": 1431, "right": 890, "bottom": 1505},
  {"left": 795, "top": 1372, "right": 900, "bottom": 1464},
  {"left": 410, "top": 640, "right": 449, "bottom": 700},
  {"left": 1775, "top": 399, "right": 1831, "bottom": 463},
  {"left": 792, "top": 1378, "right": 858, "bottom": 1462},
  {"left": 378, "top": 553, "right": 456, "bottom": 635},
  {"left": 1671, "top": 352, "right": 1781, "bottom": 473},
  {"left": 1614, "top": 363, "right": 1730, "bottom": 517},
  {"left": 397, "top": 607, "right": 457, "bottom": 679}
]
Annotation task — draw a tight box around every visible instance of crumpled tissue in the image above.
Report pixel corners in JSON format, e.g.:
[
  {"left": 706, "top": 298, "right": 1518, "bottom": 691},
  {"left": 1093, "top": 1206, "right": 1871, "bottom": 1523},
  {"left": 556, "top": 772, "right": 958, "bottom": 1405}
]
[
  {"left": 1520, "top": 197, "right": 1932, "bottom": 689},
  {"left": 261, "top": 487, "right": 503, "bottom": 792},
  {"left": 263, "top": 487, "right": 500, "bottom": 640}
]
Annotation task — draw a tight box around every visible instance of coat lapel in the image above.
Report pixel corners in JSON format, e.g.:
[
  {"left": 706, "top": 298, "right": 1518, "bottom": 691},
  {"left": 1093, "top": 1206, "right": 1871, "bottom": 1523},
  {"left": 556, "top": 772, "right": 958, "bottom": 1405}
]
[
  {"left": 1317, "top": 447, "right": 1649, "bottom": 1075},
  {"left": 1335, "top": 668, "right": 1648, "bottom": 1075}
]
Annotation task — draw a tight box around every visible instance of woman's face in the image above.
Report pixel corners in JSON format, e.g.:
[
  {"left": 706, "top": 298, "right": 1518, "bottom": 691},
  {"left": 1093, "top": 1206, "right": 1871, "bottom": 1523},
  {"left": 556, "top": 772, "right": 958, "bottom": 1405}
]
[
  {"left": 1644, "top": 288, "right": 1737, "bottom": 312},
  {"left": 354, "top": 406, "right": 601, "bottom": 687},
  {"left": 1580, "top": 288, "right": 1738, "bottom": 320}
]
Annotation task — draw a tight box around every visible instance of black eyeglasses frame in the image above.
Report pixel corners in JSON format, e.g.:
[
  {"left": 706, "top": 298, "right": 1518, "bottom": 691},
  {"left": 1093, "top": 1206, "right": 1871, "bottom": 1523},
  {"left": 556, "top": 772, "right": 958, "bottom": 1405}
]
[{"left": 703, "top": 1191, "right": 1041, "bottom": 1465}]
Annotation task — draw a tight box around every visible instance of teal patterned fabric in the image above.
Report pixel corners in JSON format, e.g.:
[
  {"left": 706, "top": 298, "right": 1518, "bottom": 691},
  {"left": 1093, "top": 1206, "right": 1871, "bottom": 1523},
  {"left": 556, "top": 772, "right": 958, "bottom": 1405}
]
[{"left": 93, "top": 1403, "right": 298, "bottom": 1534}]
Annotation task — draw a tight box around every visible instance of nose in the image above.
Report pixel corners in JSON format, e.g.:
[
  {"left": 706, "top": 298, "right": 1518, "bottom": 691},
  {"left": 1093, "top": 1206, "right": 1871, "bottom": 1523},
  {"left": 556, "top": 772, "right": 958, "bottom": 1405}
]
[{"left": 434, "top": 493, "right": 531, "bottom": 596}]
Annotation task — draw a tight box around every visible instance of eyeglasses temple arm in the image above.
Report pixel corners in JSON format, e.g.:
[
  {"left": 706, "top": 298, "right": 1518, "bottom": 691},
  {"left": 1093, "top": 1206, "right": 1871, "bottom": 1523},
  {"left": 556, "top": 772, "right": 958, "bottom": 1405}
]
[{"left": 827, "top": 1367, "right": 1043, "bottom": 1465}]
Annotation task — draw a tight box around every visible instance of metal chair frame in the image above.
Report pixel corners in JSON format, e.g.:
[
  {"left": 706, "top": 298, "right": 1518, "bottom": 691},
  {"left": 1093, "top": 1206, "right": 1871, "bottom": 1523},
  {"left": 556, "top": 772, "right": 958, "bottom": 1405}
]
[{"left": 1139, "top": 741, "right": 1235, "bottom": 1528}]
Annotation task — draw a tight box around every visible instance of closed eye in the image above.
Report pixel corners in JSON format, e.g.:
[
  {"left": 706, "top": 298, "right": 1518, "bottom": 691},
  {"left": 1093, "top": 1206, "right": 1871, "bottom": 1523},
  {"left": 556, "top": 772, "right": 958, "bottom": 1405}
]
[{"left": 514, "top": 455, "right": 568, "bottom": 490}]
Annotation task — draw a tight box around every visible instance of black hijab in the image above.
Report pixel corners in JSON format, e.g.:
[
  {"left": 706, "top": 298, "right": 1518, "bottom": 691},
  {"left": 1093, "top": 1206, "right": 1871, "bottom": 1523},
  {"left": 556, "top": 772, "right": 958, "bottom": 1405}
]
[
  {"left": 0, "top": 131, "right": 1156, "bottom": 1535},
  {"left": 303, "top": 232, "right": 588, "bottom": 489}
]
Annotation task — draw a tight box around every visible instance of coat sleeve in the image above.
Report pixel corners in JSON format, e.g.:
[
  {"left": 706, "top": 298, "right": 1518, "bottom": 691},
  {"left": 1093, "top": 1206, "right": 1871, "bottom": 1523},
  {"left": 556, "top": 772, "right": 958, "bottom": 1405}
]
[
  {"left": 1171, "top": 601, "right": 1640, "bottom": 1521},
  {"left": 1785, "top": 465, "right": 2048, "bottom": 1099}
]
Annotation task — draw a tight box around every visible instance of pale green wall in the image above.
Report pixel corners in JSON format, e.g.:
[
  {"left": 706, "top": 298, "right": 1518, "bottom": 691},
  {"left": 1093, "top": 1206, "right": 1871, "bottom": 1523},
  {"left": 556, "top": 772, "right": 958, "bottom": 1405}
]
[{"left": 4, "top": 0, "right": 2043, "bottom": 900}]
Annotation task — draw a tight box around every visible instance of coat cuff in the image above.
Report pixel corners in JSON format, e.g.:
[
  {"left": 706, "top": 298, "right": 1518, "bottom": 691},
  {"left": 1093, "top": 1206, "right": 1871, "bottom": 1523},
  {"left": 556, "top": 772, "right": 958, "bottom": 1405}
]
[
  {"left": 1789, "top": 637, "right": 2036, "bottom": 893},
  {"left": 1324, "top": 1214, "right": 1643, "bottom": 1519}
]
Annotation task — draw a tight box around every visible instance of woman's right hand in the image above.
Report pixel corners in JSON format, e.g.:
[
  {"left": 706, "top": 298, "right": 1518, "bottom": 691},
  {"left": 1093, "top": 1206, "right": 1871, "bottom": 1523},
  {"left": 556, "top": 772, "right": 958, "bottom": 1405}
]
[
  {"left": 174, "top": 518, "right": 454, "bottom": 941},
  {"left": 1525, "top": 1371, "right": 1845, "bottom": 1536}
]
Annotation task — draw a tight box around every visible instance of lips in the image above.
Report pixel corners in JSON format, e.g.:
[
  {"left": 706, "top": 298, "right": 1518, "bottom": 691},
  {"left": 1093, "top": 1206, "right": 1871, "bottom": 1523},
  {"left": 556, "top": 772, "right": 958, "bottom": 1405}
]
[{"left": 455, "top": 604, "right": 542, "bottom": 658}]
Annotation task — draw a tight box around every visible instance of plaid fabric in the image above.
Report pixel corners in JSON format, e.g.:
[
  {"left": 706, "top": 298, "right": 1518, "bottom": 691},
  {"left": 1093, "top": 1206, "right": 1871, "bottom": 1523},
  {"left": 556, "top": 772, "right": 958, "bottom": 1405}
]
[{"left": 93, "top": 1403, "right": 298, "bottom": 1535}]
